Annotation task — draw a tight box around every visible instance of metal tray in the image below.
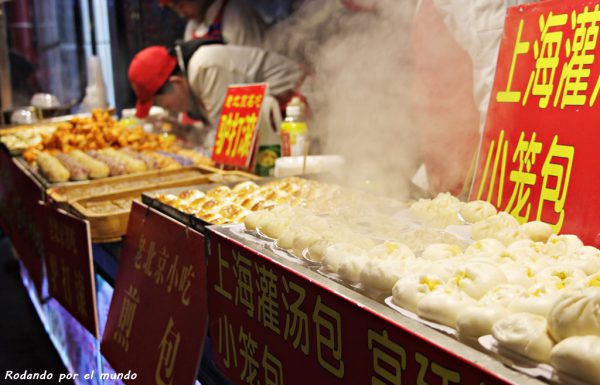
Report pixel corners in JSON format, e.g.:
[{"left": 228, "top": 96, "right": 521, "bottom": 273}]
[
  {"left": 68, "top": 168, "right": 255, "bottom": 241},
  {"left": 141, "top": 173, "right": 371, "bottom": 233},
  {"left": 46, "top": 165, "right": 221, "bottom": 205},
  {"left": 0, "top": 124, "right": 59, "bottom": 156},
  {"left": 18, "top": 155, "right": 256, "bottom": 191},
  {"left": 142, "top": 176, "right": 271, "bottom": 233}
]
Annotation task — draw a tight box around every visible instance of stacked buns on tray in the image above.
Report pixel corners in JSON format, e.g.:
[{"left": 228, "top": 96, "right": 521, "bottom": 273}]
[
  {"left": 156, "top": 177, "right": 334, "bottom": 225},
  {"left": 238, "top": 190, "right": 600, "bottom": 385}
]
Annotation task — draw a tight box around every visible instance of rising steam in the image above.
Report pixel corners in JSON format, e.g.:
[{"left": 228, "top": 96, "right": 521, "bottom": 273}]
[{"left": 265, "top": 0, "right": 421, "bottom": 199}]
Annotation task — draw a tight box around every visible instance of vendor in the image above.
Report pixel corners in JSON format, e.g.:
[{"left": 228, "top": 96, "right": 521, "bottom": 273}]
[
  {"left": 411, "top": 0, "right": 539, "bottom": 195},
  {"left": 128, "top": 39, "right": 305, "bottom": 148},
  {"left": 160, "top": 0, "right": 267, "bottom": 46}
]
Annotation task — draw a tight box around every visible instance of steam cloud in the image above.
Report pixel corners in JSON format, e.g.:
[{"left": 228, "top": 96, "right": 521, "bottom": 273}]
[{"left": 265, "top": 0, "right": 421, "bottom": 199}]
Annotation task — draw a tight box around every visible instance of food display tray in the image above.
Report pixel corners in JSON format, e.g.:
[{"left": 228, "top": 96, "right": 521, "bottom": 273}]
[
  {"left": 70, "top": 190, "right": 143, "bottom": 243},
  {"left": 17, "top": 157, "right": 257, "bottom": 190},
  {"left": 0, "top": 123, "right": 59, "bottom": 156},
  {"left": 71, "top": 170, "right": 258, "bottom": 242},
  {"left": 141, "top": 176, "right": 270, "bottom": 233},
  {"left": 46, "top": 165, "right": 222, "bottom": 206}
]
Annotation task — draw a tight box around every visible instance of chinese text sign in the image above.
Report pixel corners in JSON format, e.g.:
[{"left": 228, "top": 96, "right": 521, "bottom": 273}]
[
  {"left": 101, "top": 202, "right": 208, "bottom": 385},
  {"left": 212, "top": 84, "right": 266, "bottom": 168},
  {"left": 471, "top": 0, "right": 600, "bottom": 245}
]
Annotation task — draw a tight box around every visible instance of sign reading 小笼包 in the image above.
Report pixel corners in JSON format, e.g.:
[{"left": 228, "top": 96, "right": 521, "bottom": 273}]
[
  {"left": 472, "top": 0, "right": 600, "bottom": 245},
  {"left": 39, "top": 203, "right": 99, "bottom": 338},
  {"left": 211, "top": 83, "right": 267, "bottom": 168},
  {"left": 100, "top": 201, "right": 207, "bottom": 385}
]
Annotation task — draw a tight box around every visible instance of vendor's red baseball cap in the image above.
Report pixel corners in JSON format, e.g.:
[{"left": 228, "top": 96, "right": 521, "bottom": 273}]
[
  {"left": 158, "top": 0, "right": 172, "bottom": 5},
  {"left": 128, "top": 46, "right": 177, "bottom": 118}
]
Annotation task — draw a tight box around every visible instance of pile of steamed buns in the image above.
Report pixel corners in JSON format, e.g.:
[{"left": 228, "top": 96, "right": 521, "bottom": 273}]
[{"left": 244, "top": 192, "right": 600, "bottom": 384}]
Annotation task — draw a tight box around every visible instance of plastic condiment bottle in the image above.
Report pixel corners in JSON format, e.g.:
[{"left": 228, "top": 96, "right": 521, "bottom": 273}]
[{"left": 280, "top": 97, "right": 308, "bottom": 157}]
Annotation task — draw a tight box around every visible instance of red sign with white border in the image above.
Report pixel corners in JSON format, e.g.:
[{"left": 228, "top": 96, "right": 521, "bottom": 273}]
[
  {"left": 39, "top": 203, "right": 99, "bottom": 338},
  {"left": 206, "top": 226, "right": 521, "bottom": 385},
  {"left": 211, "top": 83, "right": 266, "bottom": 168},
  {"left": 101, "top": 201, "right": 207, "bottom": 385},
  {"left": 471, "top": 0, "right": 600, "bottom": 245}
]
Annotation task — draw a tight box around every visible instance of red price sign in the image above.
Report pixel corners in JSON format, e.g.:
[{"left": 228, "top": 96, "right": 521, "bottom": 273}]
[
  {"left": 472, "top": 0, "right": 600, "bottom": 245},
  {"left": 39, "top": 203, "right": 99, "bottom": 337},
  {"left": 206, "top": 227, "right": 517, "bottom": 385},
  {"left": 101, "top": 201, "right": 207, "bottom": 385},
  {"left": 211, "top": 83, "right": 266, "bottom": 168}
]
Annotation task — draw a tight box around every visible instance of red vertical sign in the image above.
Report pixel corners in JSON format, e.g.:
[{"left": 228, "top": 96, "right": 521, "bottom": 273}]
[
  {"left": 8, "top": 159, "right": 45, "bottom": 294},
  {"left": 39, "top": 203, "right": 99, "bottom": 337},
  {"left": 0, "top": 149, "right": 13, "bottom": 234},
  {"left": 471, "top": 0, "right": 600, "bottom": 245},
  {"left": 206, "top": 227, "right": 516, "bottom": 385},
  {"left": 211, "top": 83, "right": 266, "bottom": 168},
  {"left": 101, "top": 201, "right": 208, "bottom": 384}
]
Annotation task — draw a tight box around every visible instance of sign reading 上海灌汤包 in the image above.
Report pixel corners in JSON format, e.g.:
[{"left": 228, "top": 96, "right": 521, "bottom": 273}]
[{"left": 472, "top": 0, "right": 600, "bottom": 245}]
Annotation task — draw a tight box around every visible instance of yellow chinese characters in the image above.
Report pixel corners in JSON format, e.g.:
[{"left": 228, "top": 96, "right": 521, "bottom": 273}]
[
  {"left": 214, "top": 112, "right": 259, "bottom": 159},
  {"left": 155, "top": 317, "right": 181, "bottom": 385},
  {"left": 225, "top": 93, "right": 264, "bottom": 109},
  {"left": 281, "top": 277, "right": 309, "bottom": 355},
  {"left": 557, "top": 6, "right": 600, "bottom": 108},
  {"left": 133, "top": 234, "right": 195, "bottom": 306},
  {"left": 367, "top": 329, "right": 406, "bottom": 385},
  {"left": 415, "top": 353, "right": 460, "bottom": 385},
  {"left": 262, "top": 346, "right": 283, "bottom": 385},
  {"left": 523, "top": 12, "right": 568, "bottom": 107},
  {"left": 505, "top": 132, "right": 542, "bottom": 223},
  {"left": 476, "top": 130, "right": 575, "bottom": 232},
  {"left": 497, "top": 20, "right": 530, "bottom": 104},
  {"left": 217, "top": 314, "right": 238, "bottom": 369},
  {"left": 496, "top": 6, "right": 600, "bottom": 109},
  {"left": 537, "top": 136, "right": 574, "bottom": 232},
  {"left": 256, "top": 264, "right": 280, "bottom": 334},
  {"left": 477, "top": 130, "right": 509, "bottom": 206},
  {"left": 216, "top": 315, "right": 286, "bottom": 385},
  {"left": 113, "top": 284, "right": 140, "bottom": 352},
  {"left": 239, "top": 327, "right": 259, "bottom": 384},
  {"left": 165, "top": 254, "right": 195, "bottom": 306},
  {"left": 312, "top": 296, "right": 344, "bottom": 378},
  {"left": 234, "top": 251, "right": 255, "bottom": 317},
  {"left": 214, "top": 244, "right": 233, "bottom": 300}
]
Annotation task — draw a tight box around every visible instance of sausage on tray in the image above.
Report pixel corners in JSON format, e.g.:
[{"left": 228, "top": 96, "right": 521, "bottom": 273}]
[
  {"left": 69, "top": 149, "right": 110, "bottom": 179},
  {"left": 36, "top": 152, "right": 70, "bottom": 183},
  {"left": 87, "top": 150, "right": 128, "bottom": 176},
  {"left": 55, "top": 152, "right": 89, "bottom": 181}
]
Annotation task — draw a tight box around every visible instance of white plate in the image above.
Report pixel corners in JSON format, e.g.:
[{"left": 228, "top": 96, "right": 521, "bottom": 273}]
[
  {"left": 478, "top": 335, "right": 590, "bottom": 385},
  {"left": 255, "top": 227, "right": 276, "bottom": 242},
  {"left": 384, "top": 296, "right": 457, "bottom": 337},
  {"left": 316, "top": 267, "right": 347, "bottom": 283},
  {"left": 232, "top": 226, "right": 269, "bottom": 244},
  {"left": 267, "top": 244, "right": 304, "bottom": 265},
  {"left": 301, "top": 248, "right": 322, "bottom": 267}
]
